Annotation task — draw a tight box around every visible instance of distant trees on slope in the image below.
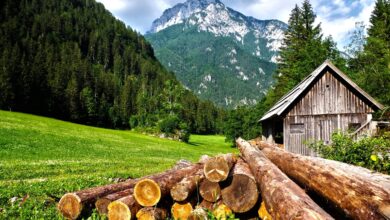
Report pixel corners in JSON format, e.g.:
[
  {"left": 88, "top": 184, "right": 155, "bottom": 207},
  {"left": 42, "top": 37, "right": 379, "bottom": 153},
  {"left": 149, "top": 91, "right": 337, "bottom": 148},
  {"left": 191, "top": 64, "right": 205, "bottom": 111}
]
[{"left": 0, "top": 0, "right": 224, "bottom": 137}]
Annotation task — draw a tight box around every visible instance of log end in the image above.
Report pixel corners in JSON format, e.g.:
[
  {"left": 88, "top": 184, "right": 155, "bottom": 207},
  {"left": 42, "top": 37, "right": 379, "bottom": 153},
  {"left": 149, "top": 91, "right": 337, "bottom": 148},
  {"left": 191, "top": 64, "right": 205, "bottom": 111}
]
[
  {"left": 134, "top": 179, "right": 161, "bottom": 207},
  {"left": 136, "top": 207, "right": 167, "bottom": 220},
  {"left": 95, "top": 198, "right": 111, "bottom": 215},
  {"left": 171, "top": 202, "right": 193, "bottom": 220},
  {"left": 204, "top": 156, "right": 230, "bottom": 182},
  {"left": 107, "top": 201, "right": 131, "bottom": 220},
  {"left": 188, "top": 207, "right": 208, "bottom": 220},
  {"left": 199, "top": 179, "right": 221, "bottom": 202},
  {"left": 221, "top": 174, "right": 258, "bottom": 213},
  {"left": 57, "top": 193, "right": 83, "bottom": 220},
  {"left": 170, "top": 184, "right": 189, "bottom": 202}
]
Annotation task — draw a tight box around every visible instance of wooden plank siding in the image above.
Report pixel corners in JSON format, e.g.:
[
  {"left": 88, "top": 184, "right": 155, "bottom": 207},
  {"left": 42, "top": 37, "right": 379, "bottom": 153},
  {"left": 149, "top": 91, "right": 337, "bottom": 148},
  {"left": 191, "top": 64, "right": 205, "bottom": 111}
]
[{"left": 284, "top": 71, "right": 374, "bottom": 156}]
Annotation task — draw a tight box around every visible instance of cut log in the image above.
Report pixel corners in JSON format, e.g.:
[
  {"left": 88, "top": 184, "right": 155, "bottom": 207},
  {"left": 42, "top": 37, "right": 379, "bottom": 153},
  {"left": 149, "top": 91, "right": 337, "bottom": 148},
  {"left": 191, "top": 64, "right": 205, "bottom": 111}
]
[
  {"left": 134, "top": 179, "right": 161, "bottom": 207},
  {"left": 170, "top": 170, "right": 204, "bottom": 202},
  {"left": 258, "top": 201, "right": 272, "bottom": 220},
  {"left": 172, "top": 160, "right": 193, "bottom": 170},
  {"left": 199, "top": 179, "right": 221, "bottom": 202},
  {"left": 107, "top": 195, "right": 141, "bottom": 220},
  {"left": 203, "top": 153, "right": 236, "bottom": 182},
  {"left": 171, "top": 202, "right": 193, "bottom": 220},
  {"left": 221, "top": 158, "right": 258, "bottom": 213},
  {"left": 136, "top": 207, "right": 167, "bottom": 220},
  {"left": 255, "top": 140, "right": 390, "bottom": 220},
  {"left": 58, "top": 163, "right": 200, "bottom": 219},
  {"left": 198, "top": 200, "right": 215, "bottom": 211},
  {"left": 95, "top": 188, "right": 133, "bottom": 215},
  {"left": 236, "top": 138, "right": 334, "bottom": 220},
  {"left": 188, "top": 207, "right": 208, "bottom": 220}
]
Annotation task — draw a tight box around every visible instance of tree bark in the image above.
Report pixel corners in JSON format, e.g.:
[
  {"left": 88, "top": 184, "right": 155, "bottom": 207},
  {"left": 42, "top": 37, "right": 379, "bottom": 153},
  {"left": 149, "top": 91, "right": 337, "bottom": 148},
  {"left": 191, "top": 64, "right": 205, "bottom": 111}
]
[
  {"left": 237, "top": 138, "right": 333, "bottom": 220},
  {"left": 221, "top": 157, "right": 258, "bottom": 213},
  {"left": 136, "top": 207, "right": 168, "bottom": 220},
  {"left": 170, "top": 169, "right": 204, "bottom": 202},
  {"left": 199, "top": 179, "right": 221, "bottom": 202},
  {"left": 58, "top": 163, "right": 199, "bottom": 219},
  {"left": 255, "top": 140, "right": 390, "bottom": 220},
  {"left": 95, "top": 188, "right": 134, "bottom": 215},
  {"left": 171, "top": 202, "right": 193, "bottom": 220},
  {"left": 203, "top": 153, "right": 236, "bottom": 182}
]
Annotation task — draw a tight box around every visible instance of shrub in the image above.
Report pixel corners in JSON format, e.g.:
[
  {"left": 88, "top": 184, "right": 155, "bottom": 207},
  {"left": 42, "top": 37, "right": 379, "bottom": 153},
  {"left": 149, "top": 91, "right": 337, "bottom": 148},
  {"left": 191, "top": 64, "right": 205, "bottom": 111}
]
[
  {"left": 308, "top": 132, "right": 390, "bottom": 174},
  {"left": 158, "top": 115, "right": 180, "bottom": 134}
]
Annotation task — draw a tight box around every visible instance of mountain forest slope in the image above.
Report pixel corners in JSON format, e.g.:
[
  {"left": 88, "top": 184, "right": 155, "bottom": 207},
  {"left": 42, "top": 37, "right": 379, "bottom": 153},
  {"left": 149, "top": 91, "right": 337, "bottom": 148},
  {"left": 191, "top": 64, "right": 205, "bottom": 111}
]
[
  {"left": 146, "top": 0, "right": 287, "bottom": 107},
  {"left": 0, "top": 0, "right": 222, "bottom": 134}
]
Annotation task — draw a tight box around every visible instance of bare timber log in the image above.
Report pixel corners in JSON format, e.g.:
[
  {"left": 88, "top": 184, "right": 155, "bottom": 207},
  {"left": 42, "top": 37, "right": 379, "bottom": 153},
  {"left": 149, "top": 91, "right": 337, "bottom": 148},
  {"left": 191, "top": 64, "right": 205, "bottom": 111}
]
[
  {"left": 188, "top": 207, "right": 208, "bottom": 220},
  {"left": 107, "top": 195, "right": 140, "bottom": 220},
  {"left": 136, "top": 207, "right": 168, "bottom": 220},
  {"left": 134, "top": 179, "right": 161, "bottom": 206},
  {"left": 255, "top": 140, "right": 390, "bottom": 220},
  {"left": 95, "top": 188, "right": 134, "bottom": 215},
  {"left": 204, "top": 153, "right": 236, "bottom": 182},
  {"left": 58, "top": 163, "right": 199, "bottom": 219},
  {"left": 171, "top": 202, "right": 193, "bottom": 220},
  {"left": 199, "top": 179, "right": 221, "bottom": 202},
  {"left": 170, "top": 169, "right": 204, "bottom": 202},
  {"left": 237, "top": 138, "right": 334, "bottom": 220},
  {"left": 221, "top": 157, "right": 258, "bottom": 213}
]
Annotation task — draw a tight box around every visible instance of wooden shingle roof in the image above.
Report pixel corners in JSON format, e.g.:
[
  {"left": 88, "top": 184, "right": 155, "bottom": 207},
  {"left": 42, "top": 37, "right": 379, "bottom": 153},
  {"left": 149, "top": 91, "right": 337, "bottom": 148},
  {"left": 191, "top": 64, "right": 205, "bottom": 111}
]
[{"left": 260, "top": 60, "right": 384, "bottom": 122}]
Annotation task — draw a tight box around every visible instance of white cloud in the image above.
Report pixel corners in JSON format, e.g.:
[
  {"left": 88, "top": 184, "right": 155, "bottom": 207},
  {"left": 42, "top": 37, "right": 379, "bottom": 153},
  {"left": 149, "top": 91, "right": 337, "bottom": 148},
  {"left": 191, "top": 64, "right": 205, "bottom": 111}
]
[{"left": 96, "top": 0, "right": 376, "bottom": 49}]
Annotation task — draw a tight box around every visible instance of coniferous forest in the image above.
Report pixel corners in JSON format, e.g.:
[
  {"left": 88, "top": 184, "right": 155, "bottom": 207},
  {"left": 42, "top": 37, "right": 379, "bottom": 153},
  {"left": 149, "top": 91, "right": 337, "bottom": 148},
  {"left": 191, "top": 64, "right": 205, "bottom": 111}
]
[{"left": 0, "top": 0, "right": 223, "bottom": 136}]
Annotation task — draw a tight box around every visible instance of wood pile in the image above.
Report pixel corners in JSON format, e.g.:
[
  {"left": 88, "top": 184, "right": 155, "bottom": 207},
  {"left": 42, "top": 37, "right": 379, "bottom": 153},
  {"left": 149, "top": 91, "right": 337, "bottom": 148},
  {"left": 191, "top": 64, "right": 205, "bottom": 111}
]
[{"left": 58, "top": 138, "right": 390, "bottom": 220}]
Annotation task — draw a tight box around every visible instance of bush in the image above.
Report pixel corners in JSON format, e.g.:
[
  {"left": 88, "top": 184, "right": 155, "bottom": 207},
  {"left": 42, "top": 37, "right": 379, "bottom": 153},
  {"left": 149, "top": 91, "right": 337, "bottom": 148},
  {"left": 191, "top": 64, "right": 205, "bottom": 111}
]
[
  {"left": 308, "top": 132, "right": 390, "bottom": 174},
  {"left": 158, "top": 115, "right": 190, "bottom": 142},
  {"left": 158, "top": 115, "right": 180, "bottom": 134}
]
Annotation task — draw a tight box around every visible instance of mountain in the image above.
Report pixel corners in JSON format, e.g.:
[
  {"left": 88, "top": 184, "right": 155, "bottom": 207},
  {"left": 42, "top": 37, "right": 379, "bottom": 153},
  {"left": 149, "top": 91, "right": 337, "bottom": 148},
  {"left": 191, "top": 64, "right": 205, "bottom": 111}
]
[
  {"left": 145, "top": 0, "right": 287, "bottom": 108},
  {"left": 0, "top": 0, "right": 223, "bottom": 134}
]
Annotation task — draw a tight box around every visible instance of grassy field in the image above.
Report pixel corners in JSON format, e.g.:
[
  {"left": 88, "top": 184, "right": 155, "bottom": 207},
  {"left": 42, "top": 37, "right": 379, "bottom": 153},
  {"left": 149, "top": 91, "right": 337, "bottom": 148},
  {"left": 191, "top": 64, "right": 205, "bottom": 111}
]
[{"left": 0, "top": 110, "right": 236, "bottom": 219}]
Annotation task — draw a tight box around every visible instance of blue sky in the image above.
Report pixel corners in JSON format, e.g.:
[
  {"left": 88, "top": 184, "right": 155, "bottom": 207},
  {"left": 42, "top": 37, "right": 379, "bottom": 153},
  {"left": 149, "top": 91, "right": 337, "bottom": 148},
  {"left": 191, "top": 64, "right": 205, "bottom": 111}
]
[{"left": 96, "top": 0, "right": 375, "bottom": 49}]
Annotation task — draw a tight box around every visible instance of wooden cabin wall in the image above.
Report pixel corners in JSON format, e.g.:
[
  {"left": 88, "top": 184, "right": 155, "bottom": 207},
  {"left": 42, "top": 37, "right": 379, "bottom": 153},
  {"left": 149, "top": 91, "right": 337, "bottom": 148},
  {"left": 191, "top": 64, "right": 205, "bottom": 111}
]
[{"left": 284, "top": 71, "right": 374, "bottom": 156}]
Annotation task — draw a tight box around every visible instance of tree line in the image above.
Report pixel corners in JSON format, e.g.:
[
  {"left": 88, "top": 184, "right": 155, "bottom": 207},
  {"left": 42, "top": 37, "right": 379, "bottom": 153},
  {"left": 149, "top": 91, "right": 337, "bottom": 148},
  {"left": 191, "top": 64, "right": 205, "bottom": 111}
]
[{"left": 0, "top": 0, "right": 224, "bottom": 137}]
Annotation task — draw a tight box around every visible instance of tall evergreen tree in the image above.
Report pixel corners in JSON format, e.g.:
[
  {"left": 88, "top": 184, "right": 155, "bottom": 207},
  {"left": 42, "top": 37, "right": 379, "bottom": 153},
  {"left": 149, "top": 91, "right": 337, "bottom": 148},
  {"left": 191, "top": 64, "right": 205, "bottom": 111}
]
[
  {"left": 270, "top": 0, "right": 345, "bottom": 105},
  {"left": 352, "top": 0, "right": 390, "bottom": 106}
]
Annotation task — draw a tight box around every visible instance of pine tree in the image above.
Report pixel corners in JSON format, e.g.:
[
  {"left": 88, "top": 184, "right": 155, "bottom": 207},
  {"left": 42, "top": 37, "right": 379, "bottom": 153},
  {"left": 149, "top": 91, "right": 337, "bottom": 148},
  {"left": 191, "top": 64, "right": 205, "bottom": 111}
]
[
  {"left": 269, "top": 0, "right": 345, "bottom": 106},
  {"left": 353, "top": 0, "right": 390, "bottom": 105}
]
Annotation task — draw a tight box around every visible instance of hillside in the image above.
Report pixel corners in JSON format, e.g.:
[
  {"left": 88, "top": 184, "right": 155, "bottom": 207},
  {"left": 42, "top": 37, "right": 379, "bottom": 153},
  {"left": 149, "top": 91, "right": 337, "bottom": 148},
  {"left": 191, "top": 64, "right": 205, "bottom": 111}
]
[
  {"left": 0, "top": 110, "right": 236, "bottom": 218},
  {"left": 0, "top": 0, "right": 222, "bottom": 134},
  {"left": 145, "top": 0, "right": 287, "bottom": 107}
]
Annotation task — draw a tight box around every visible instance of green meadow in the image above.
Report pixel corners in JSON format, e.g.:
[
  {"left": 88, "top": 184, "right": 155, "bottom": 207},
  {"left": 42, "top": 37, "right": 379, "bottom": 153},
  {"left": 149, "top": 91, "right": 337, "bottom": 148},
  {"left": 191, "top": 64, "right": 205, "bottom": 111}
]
[{"left": 0, "top": 110, "right": 236, "bottom": 219}]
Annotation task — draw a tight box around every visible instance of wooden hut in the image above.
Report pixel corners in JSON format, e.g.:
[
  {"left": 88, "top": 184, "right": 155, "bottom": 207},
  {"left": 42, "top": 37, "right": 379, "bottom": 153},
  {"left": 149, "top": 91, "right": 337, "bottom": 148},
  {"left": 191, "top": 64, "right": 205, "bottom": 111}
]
[{"left": 260, "top": 60, "right": 384, "bottom": 156}]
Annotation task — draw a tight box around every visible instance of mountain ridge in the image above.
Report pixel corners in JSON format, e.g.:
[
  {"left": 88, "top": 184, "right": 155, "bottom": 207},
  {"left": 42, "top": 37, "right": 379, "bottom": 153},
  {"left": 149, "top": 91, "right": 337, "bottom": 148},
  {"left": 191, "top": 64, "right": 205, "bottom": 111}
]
[{"left": 146, "top": 0, "right": 287, "bottom": 108}]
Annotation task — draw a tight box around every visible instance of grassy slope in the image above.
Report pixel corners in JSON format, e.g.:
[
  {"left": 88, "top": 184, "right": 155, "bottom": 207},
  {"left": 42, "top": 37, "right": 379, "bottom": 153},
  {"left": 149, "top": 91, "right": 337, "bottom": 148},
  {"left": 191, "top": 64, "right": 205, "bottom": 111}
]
[{"left": 0, "top": 110, "right": 236, "bottom": 219}]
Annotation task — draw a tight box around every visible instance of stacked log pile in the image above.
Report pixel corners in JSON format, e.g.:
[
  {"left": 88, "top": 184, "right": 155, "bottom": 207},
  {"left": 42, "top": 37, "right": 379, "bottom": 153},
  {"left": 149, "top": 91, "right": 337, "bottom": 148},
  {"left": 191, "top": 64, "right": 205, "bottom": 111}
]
[{"left": 58, "top": 139, "right": 390, "bottom": 220}]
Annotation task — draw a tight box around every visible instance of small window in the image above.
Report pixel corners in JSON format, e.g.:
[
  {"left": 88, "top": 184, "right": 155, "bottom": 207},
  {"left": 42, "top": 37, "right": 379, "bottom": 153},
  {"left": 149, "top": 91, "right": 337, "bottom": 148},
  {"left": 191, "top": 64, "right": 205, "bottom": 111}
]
[
  {"left": 291, "top": 123, "right": 304, "bottom": 134},
  {"left": 348, "top": 123, "right": 361, "bottom": 132}
]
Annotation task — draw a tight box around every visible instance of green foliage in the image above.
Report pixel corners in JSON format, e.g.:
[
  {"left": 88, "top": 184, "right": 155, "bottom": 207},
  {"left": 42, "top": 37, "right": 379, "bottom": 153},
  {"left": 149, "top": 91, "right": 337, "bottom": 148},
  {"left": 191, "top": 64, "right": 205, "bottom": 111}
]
[
  {"left": 0, "top": 0, "right": 223, "bottom": 134},
  {"left": 0, "top": 110, "right": 236, "bottom": 219},
  {"left": 267, "top": 0, "right": 347, "bottom": 106},
  {"left": 159, "top": 115, "right": 180, "bottom": 134},
  {"left": 348, "top": 0, "right": 390, "bottom": 106},
  {"left": 308, "top": 132, "right": 390, "bottom": 174},
  {"left": 223, "top": 99, "right": 268, "bottom": 144}
]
